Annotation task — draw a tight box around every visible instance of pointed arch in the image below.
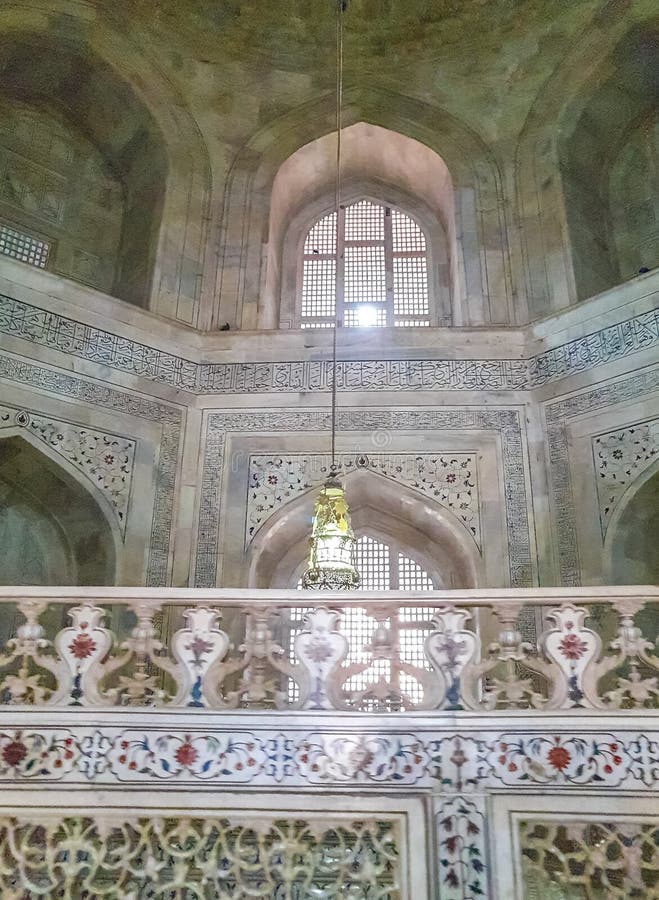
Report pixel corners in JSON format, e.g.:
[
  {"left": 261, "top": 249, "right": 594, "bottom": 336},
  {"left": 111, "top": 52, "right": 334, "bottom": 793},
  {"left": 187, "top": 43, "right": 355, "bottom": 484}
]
[
  {"left": 0, "top": 1, "right": 212, "bottom": 325},
  {"left": 217, "top": 86, "right": 514, "bottom": 330},
  {"left": 604, "top": 457, "right": 659, "bottom": 586},
  {"left": 515, "top": 8, "right": 659, "bottom": 316},
  {"left": 247, "top": 468, "right": 482, "bottom": 589},
  {"left": 0, "top": 432, "right": 118, "bottom": 585}
]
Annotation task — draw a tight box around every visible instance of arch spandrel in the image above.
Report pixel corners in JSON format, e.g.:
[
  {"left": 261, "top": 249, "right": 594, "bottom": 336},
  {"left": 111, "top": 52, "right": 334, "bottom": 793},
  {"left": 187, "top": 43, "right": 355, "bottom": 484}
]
[
  {"left": 247, "top": 468, "right": 482, "bottom": 591},
  {"left": 0, "top": 432, "right": 118, "bottom": 586}
]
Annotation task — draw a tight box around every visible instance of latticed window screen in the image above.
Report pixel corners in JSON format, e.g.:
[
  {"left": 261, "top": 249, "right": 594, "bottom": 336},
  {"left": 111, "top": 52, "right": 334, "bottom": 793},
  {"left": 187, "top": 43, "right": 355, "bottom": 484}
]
[
  {"left": 301, "top": 199, "right": 430, "bottom": 328},
  {"left": 0, "top": 221, "right": 50, "bottom": 269},
  {"left": 293, "top": 533, "right": 435, "bottom": 704}
]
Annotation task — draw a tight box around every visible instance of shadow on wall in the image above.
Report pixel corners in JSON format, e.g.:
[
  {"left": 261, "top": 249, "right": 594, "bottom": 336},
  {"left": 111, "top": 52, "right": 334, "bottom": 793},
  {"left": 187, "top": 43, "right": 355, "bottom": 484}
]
[
  {"left": 559, "top": 23, "right": 659, "bottom": 302},
  {"left": 0, "top": 36, "right": 167, "bottom": 306},
  {"left": 0, "top": 435, "right": 116, "bottom": 586},
  {"left": 607, "top": 467, "right": 659, "bottom": 587}
]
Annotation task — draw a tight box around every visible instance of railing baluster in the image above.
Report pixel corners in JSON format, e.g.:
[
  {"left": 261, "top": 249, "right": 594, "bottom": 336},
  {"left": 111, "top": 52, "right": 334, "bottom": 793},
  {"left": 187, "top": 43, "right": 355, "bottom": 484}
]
[{"left": 0, "top": 589, "right": 655, "bottom": 712}]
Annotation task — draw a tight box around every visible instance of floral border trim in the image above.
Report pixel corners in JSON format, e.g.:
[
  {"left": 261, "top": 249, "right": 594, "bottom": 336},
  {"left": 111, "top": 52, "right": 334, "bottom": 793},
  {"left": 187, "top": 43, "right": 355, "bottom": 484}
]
[{"left": 0, "top": 726, "right": 656, "bottom": 790}]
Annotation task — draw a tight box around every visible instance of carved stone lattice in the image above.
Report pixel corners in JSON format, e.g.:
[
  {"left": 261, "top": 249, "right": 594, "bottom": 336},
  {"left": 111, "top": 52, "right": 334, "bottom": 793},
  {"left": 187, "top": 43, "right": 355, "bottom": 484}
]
[
  {"left": 0, "top": 815, "right": 400, "bottom": 897},
  {"left": 521, "top": 819, "right": 659, "bottom": 899}
]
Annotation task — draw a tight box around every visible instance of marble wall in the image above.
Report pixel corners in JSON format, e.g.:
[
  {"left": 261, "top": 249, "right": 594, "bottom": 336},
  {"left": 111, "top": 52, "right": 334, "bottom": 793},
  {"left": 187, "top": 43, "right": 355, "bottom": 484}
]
[{"left": 0, "top": 257, "right": 656, "bottom": 590}]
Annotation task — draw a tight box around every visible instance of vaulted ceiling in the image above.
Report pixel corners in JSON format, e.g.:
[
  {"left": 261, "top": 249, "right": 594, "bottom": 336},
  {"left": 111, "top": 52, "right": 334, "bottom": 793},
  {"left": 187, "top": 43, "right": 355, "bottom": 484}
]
[{"left": 96, "top": 0, "right": 641, "bottom": 146}]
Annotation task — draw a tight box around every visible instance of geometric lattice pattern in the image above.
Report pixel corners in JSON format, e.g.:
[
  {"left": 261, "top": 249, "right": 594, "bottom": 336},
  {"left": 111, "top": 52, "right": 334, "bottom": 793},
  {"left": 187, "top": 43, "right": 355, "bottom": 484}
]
[
  {"left": 521, "top": 820, "right": 659, "bottom": 899},
  {"left": 0, "top": 816, "right": 400, "bottom": 898},
  {"left": 0, "top": 221, "right": 50, "bottom": 269},
  {"left": 301, "top": 199, "right": 430, "bottom": 328}
]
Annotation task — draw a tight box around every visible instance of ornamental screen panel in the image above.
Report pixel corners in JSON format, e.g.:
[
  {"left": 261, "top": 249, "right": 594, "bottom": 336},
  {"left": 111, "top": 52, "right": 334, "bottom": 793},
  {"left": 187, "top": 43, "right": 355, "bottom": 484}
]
[
  {"left": 0, "top": 814, "right": 402, "bottom": 898},
  {"left": 301, "top": 200, "right": 430, "bottom": 328},
  {"left": 0, "top": 221, "right": 50, "bottom": 269}
]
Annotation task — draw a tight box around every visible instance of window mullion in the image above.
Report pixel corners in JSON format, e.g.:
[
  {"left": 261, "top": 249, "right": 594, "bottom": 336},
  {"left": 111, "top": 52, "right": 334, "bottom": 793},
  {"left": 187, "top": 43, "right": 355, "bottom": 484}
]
[
  {"left": 336, "top": 205, "right": 346, "bottom": 327},
  {"left": 384, "top": 207, "right": 395, "bottom": 326}
]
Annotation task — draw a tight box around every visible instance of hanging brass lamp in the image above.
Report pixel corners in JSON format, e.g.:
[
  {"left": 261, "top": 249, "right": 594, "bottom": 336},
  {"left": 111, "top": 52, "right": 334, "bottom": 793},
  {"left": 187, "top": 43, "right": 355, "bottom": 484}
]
[
  {"left": 302, "top": 472, "right": 359, "bottom": 590},
  {"left": 302, "top": 1, "right": 360, "bottom": 591}
]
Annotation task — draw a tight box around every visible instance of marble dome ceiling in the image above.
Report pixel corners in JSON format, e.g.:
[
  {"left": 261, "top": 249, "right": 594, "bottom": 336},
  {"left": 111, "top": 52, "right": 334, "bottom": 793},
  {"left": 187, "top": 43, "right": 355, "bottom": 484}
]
[{"left": 101, "top": 0, "right": 617, "bottom": 143}]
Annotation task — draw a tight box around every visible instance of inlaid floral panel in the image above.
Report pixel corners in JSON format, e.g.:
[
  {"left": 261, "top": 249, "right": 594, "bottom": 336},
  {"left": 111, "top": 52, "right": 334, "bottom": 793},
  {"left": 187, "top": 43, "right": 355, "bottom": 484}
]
[
  {"left": 592, "top": 420, "right": 659, "bottom": 537},
  {"left": 247, "top": 452, "right": 481, "bottom": 548}
]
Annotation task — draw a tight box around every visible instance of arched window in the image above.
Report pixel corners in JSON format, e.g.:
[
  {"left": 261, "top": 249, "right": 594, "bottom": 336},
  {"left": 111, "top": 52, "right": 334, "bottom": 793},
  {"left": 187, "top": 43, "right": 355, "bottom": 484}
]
[
  {"left": 301, "top": 199, "right": 430, "bottom": 328},
  {"left": 350, "top": 534, "right": 435, "bottom": 590},
  {"left": 296, "top": 532, "right": 437, "bottom": 591},
  {"left": 293, "top": 532, "right": 435, "bottom": 705}
]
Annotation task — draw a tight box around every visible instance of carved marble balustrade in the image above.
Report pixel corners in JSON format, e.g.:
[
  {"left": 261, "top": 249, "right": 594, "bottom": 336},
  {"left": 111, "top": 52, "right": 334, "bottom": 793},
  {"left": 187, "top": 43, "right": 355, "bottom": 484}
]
[
  {"left": 0, "top": 586, "right": 656, "bottom": 713},
  {"left": 0, "top": 586, "right": 657, "bottom": 899}
]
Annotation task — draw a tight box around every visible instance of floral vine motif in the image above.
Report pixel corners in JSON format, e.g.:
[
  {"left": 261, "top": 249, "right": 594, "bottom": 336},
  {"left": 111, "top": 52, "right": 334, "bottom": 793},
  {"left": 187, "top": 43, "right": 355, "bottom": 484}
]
[
  {"left": 171, "top": 608, "right": 230, "bottom": 708},
  {"left": 294, "top": 608, "right": 348, "bottom": 710},
  {"left": 488, "top": 735, "right": 628, "bottom": 786},
  {"left": 0, "top": 731, "right": 76, "bottom": 778},
  {"left": 541, "top": 606, "right": 601, "bottom": 708},
  {"left": 246, "top": 452, "right": 480, "bottom": 548},
  {"left": 294, "top": 734, "right": 428, "bottom": 784},
  {"left": 438, "top": 796, "right": 488, "bottom": 898},
  {"left": 593, "top": 422, "right": 658, "bottom": 537},
  {"left": 107, "top": 731, "right": 265, "bottom": 781},
  {"left": 424, "top": 608, "right": 478, "bottom": 710},
  {"left": 0, "top": 405, "right": 136, "bottom": 534}
]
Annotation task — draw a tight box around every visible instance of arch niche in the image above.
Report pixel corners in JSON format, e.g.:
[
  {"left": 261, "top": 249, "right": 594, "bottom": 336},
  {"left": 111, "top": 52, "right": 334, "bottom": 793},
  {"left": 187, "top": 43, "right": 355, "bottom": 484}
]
[
  {"left": 247, "top": 469, "right": 482, "bottom": 590},
  {"left": 605, "top": 461, "right": 659, "bottom": 587},
  {"left": 516, "top": 11, "right": 659, "bottom": 317},
  {"left": 217, "top": 87, "right": 513, "bottom": 330},
  {"left": 0, "top": 3, "right": 211, "bottom": 324},
  {"left": 268, "top": 123, "right": 457, "bottom": 329},
  {"left": 0, "top": 434, "right": 117, "bottom": 587}
]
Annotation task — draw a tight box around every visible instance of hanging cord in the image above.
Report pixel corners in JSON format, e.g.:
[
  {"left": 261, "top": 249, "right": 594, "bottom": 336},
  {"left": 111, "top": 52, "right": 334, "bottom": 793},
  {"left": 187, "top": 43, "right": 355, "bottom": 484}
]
[{"left": 330, "top": 0, "right": 345, "bottom": 473}]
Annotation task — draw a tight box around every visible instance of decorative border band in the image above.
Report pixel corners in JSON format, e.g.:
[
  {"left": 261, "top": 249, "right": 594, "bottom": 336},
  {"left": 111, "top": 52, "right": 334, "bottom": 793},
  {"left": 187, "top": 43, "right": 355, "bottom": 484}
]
[
  {"left": 2, "top": 294, "right": 657, "bottom": 395},
  {"left": 195, "top": 407, "right": 533, "bottom": 588},
  {"left": 0, "top": 724, "right": 655, "bottom": 791}
]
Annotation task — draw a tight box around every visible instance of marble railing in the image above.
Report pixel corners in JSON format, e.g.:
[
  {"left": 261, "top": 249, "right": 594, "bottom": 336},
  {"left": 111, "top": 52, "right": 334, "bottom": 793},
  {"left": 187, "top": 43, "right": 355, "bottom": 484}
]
[{"left": 0, "top": 586, "right": 656, "bottom": 713}]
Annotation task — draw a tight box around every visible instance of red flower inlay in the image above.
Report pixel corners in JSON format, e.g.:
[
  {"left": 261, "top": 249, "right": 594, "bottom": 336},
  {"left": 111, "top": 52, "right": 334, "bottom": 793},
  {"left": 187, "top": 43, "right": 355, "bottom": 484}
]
[
  {"left": 175, "top": 743, "right": 197, "bottom": 767},
  {"left": 69, "top": 633, "right": 97, "bottom": 660},
  {"left": 2, "top": 741, "right": 27, "bottom": 767},
  {"left": 547, "top": 746, "right": 571, "bottom": 771},
  {"left": 558, "top": 633, "right": 588, "bottom": 660}
]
